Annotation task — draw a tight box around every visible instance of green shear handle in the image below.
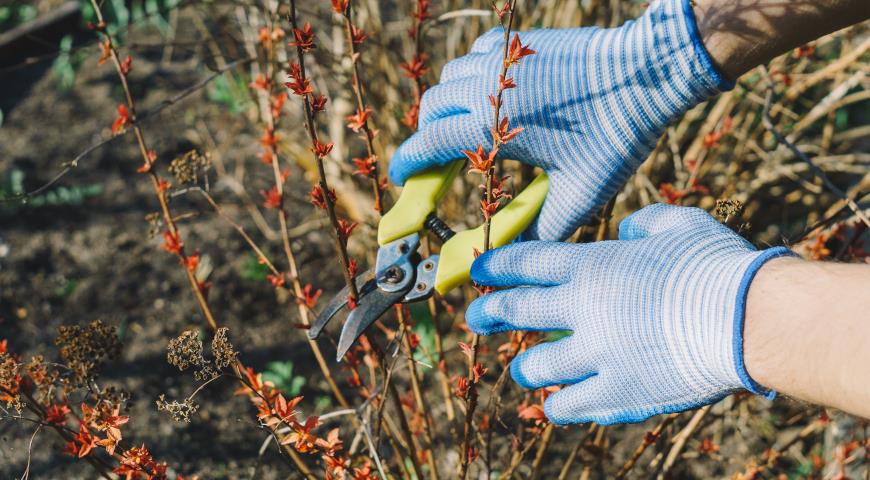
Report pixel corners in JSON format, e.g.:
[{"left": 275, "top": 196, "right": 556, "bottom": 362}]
[{"left": 378, "top": 160, "right": 549, "bottom": 295}]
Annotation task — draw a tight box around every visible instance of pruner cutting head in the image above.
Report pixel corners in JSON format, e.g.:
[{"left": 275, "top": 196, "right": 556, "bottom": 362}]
[
  {"left": 308, "top": 232, "right": 440, "bottom": 361},
  {"left": 308, "top": 159, "right": 549, "bottom": 363}
]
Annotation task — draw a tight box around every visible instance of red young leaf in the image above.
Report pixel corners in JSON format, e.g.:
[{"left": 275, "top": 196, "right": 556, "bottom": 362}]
[
  {"left": 506, "top": 34, "right": 536, "bottom": 66},
  {"left": 351, "top": 25, "right": 367, "bottom": 45},
  {"left": 162, "top": 230, "right": 183, "bottom": 255},
  {"left": 120, "top": 56, "right": 133, "bottom": 75},
  {"left": 400, "top": 54, "right": 430, "bottom": 79},
  {"left": 346, "top": 108, "right": 372, "bottom": 132},
  {"left": 352, "top": 156, "right": 377, "bottom": 177},
  {"left": 309, "top": 185, "right": 336, "bottom": 210},
  {"left": 310, "top": 94, "right": 328, "bottom": 112},
  {"left": 111, "top": 104, "right": 131, "bottom": 134},
  {"left": 289, "top": 23, "right": 316, "bottom": 52},
  {"left": 261, "top": 186, "right": 282, "bottom": 209},
  {"left": 310, "top": 140, "right": 334, "bottom": 158},
  {"left": 464, "top": 145, "right": 495, "bottom": 175},
  {"left": 250, "top": 74, "right": 270, "bottom": 90}
]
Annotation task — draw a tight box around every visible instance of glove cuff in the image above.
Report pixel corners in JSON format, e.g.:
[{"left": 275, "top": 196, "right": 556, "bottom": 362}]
[
  {"left": 731, "top": 246, "right": 797, "bottom": 399},
  {"left": 633, "top": 0, "right": 734, "bottom": 110}
]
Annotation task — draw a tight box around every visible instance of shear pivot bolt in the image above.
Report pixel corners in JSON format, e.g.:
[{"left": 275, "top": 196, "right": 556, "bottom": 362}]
[{"left": 385, "top": 266, "right": 404, "bottom": 284}]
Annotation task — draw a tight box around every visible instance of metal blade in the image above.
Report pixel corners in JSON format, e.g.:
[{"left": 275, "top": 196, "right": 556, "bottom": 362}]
[
  {"left": 309, "top": 270, "right": 375, "bottom": 340},
  {"left": 335, "top": 288, "right": 407, "bottom": 361}
]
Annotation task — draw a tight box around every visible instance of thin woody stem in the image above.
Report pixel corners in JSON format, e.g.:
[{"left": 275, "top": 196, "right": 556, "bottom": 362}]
[
  {"left": 88, "top": 0, "right": 216, "bottom": 331},
  {"left": 340, "top": 1, "right": 386, "bottom": 212},
  {"left": 614, "top": 413, "right": 679, "bottom": 479},
  {"left": 287, "top": 0, "right": 359, "bottom": 301},
  {"left": 255, "top": 5, "right": 355, "bottom": 416},
  {"left": 396, "top": 306, "right": 439, "bottom": 480},
  {"left": 87, "top": 4, "right": 324, "bottom": 474},
  {"left": 460, "top": 3, "right": 519, "bottom": 478},
  {"left": 407, "top": 0, "right": 429, "bottom": 130}
]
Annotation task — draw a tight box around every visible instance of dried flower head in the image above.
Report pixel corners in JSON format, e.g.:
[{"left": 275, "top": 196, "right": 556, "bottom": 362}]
[
  {"left": 156, "top": 394, "right": 199, "bottom": 423},
  {"left": 55, "top": 320, "right": 122, "bottom": 386},
  {"left": 0, "top": 351, "right": 23, "bottom": 413},
  {"left": 715, "top": 198, "right": 743, "bottom": 223},
  {"left": 166, "top": 330, "right": 216, "bottom": 380},
  {"left": 211, "top": 327, "right": 237, "bottom": 370},
  {"left": 168, "top": 150, "right": 211, "bottom": 185}
]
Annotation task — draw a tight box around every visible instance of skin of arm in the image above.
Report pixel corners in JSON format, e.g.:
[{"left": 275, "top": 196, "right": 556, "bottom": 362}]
[
  {"left": 693, "top": 0, "right": 870, "bottom": 81},
  {"left": 691, "top": 1, "right": 870, "bottom": 416},
  {"left": 745, "top": 258, "right": 870, "bottom": 419}
]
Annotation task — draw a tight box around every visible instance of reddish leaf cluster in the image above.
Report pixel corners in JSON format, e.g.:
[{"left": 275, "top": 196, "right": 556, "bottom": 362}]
[
  {"left": 289, "top": 23, "right": 316, "bottom": 52},
  {"left": 400, "top": 54, "right": 430, "bottom": 81},
  {"left": 98, "top": 40, "right": 112, "bottom": 65},
  {"left": 310, "top": 139, "right": 334, "bottom": 158},
  {"left": 352, "top": 156, "right": 377, "bottom": 177},
  {"left": 297, "top": 284, "right": 323, "bottom": 309},
  {"left": 267, "top": 273, "right": 286, "bottom": 288},
  {"left": 506, "top": 34, "right": 536, "bottom": 67},
  {"left": 182, "top": 251, "right": 200, "bottom": 273},
  {"left": 658, "top": 179, "right": 709, "bottom": 205},
  {"left": 162, "top": 230, "right": 183, "bottom": 255},
  {"left": 492, "top": 1, "right": 512, "bottom": 19},
  {"left": 703, "top": 115, "right": 733, "bottom": 149},
  {"left": 286, "top": 64, "right": 313, "bottom": 96},
  {"left": 112, "top": 104, "right": 131, "bottom": 134},
  {"left": 235, "top": 367, "right": 357, "bottom": 478},
  {"left": 336, "top": 219, "right": 358, "bottom": 246},
  {"left": 258, "top": 26, "right": 285, "bottom": 49},
  {"left": 346, "top": 107, "right": 372, "bottom": 132},
  {"left": 261, "top": 186, "right": 282, "bottom": 209},
  {"left": 331, "top": 0, "right": 349, "bottom": 13},
  {"left": 309, "top": 185, "right": 337, "bottom": 210},
  {"left": 120, "top": 56, "right": 133, "bottom": 75}
]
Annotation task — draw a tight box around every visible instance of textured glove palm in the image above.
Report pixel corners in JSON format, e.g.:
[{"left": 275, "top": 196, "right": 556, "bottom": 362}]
[
  {"left": 466, "top": 204, "right": 793, "bottom": 425},
  {"left": 389, "top": 0, "right": 733, "bottom": 240}
]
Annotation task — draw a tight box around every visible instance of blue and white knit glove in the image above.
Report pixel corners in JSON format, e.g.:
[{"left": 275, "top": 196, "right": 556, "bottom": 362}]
[
  {"left": 466, "top": 204, "right": 794, "bottom": 425},
  {"left": 389, "top": 0, "right": 732, "bottom": 241}
]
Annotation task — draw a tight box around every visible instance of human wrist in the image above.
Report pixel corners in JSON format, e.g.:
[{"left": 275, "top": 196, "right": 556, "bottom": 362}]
[{"left": 730, "top": 247, "right": 796, "bottom": 398}]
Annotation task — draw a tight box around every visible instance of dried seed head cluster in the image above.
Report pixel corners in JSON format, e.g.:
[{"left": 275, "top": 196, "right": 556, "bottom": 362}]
[
  {"left": 167, "top": 328, "right": 236, "bottom": 381},
  {"left": 100, "top": 385, "right": 133, "bottom": 412},
  {"left": 715, "top": 198, "right": 743, "bottom": 222},
  {"left": 156, "top": 394, "right": 199, "bottom": 423},
  {"left": 25, "top": 354, "right": 59, "bottom": 403},
  {"left": 167, "top": 330, "right": 215, "bottom": 380},
  {"left": 0, "top": 351, "right": 23, "bottom": 413},
  {"left": 55, "top": 320, "right": 122, "bottom": 386},
  {"left": 168, "top": 149, "right": 211, "bottom": 185},
  {"left": 211, "top": 327, "right": 237, "bottom": 369}
]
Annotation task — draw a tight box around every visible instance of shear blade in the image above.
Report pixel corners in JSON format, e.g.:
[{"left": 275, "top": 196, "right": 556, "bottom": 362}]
[
  {"left": 336, "top": 288, "right": 407, "bottom": 361},
  {"left": 309, "top": 270, "right": 375, "bottom": 340}
]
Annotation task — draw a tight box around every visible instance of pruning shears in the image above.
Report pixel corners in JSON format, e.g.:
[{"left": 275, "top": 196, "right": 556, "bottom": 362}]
[{"left": 308, "top": 160, "right": 549, "bottom": 361}]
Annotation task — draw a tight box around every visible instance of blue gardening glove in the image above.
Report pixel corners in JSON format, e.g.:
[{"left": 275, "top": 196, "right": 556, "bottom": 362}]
[
  {"left": 389, "top": 0, "right": 732, "bottom": 241},
  {"left": 466, "top": 204, "right": 795, "bottom": 425}
]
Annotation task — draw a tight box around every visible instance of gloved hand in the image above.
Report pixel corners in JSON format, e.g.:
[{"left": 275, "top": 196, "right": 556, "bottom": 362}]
[
  {"left": 466, "top": 204, "right": 795, "bottom": 425},
  {"left": 389, "top": 0, "right": 732, "bottom": 241}
]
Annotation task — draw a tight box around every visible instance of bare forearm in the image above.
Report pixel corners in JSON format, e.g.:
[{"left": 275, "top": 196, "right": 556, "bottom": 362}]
[
  {"left": 693, "top": 0, "right": 870, "bottom": 81},
  {"left": 745, "top": 258, "right": 870, "bottom": 418}
]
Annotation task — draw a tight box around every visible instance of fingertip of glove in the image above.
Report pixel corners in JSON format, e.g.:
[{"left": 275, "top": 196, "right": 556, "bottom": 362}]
[
  {"left": 509, "top": 355, "right": 536, "bottom": 390},
  {"left": 464, "top": 298, "right": 489, "bottom": 335},
  {"left": 469, "top": 249, "right": 496, "bottom": 283}
]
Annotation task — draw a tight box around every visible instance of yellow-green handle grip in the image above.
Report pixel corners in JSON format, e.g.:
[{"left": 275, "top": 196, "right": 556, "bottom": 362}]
[
  {"left": 434, "top": 172, "right": 548, "bottom": 294},
  {"left": 378, "top": 160, "right": 465, "bottom": 245}
]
